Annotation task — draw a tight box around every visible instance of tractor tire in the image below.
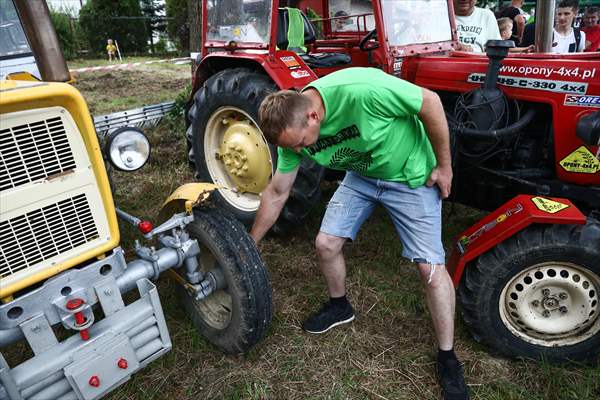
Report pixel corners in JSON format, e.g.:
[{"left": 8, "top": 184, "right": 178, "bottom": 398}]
[
  {"left": 187, "top": 68, "right": 324, "bottom": 230},
  {"left": 458, "top": 218, "right": 600, "bottom": 362},
  {"left": 177, "top": 207, "right": 272, "bottom": 354}
]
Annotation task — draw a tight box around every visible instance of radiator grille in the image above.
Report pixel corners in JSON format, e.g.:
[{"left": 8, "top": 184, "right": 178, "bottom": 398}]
[
  {"left": 0, "top": 194, "right": 99, "bottom": 278},
  {"left": 0, "top": 116, "right": 76, "bottom": 191}
]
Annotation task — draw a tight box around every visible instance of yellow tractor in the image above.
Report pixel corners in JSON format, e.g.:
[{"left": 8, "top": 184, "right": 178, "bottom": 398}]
[{"left": 0, "top": 2, "right": 272, "bottom": 399}]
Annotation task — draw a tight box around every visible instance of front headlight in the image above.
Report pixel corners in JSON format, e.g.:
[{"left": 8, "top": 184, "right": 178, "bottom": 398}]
[{"left": 105, "top": 127, "right": 151, "bottom": 171}]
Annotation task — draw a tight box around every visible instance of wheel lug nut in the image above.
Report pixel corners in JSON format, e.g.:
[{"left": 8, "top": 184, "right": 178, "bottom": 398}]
[
  {"left": 542, "top": 289, "right": 550, "bottom": 296},
  {"left": 241, "top": 155, "right": 247, "bottom": 161},
  {"left": 559, "top": 306, "right": 568, "bottom": 313},
  {"left": 542, "top": 310, "right": 551, "bottom": 318},
  {"left": 531, "top": 300, "right": 540, "bottom": 307},
  {"left": 242, "top": 166, "right": 248, "bottom": 171},
  {"left": 559, "top": 292, "right": 568, "bottom": 300}
]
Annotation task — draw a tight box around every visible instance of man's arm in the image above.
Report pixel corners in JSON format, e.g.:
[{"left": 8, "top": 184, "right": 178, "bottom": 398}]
[
  {"left": 250, "top": 167, "right": 299, "bottom": 243},
  {"left": 418, "top": 88, "right": 453, "bottom": 198},
  {"left": 515, "top": 14, "right": 526, "bottom": 41}
]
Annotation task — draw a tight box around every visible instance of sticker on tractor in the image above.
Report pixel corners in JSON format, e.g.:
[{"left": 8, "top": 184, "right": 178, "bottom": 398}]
[
  {"left": 280, "top": 56, "right": 301, "bottom": 69},
  {"left": 467, "top": 74, "right": 588, "bottom": 94},
  {"left": 291, "top": 70, "right": 310, "bottom": 79},
  {"left": 531, "top": 197, "right": 570, "bottom": 214},
  {"left": 559, "top": 146, "right": 600, "bottom": 174},
  {"left": 392, "top": 58, "right": 403, "bottom": 76},
  {"left": 563, "top": 95, "right": 600, "bottom": 108},
  {"left": 456, "top": 203, "right": 524, "bottom": 254}
]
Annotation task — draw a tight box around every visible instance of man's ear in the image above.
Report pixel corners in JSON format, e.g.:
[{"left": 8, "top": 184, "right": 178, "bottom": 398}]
[{"left": 308, "top": 110, "right": 320, "bottom": 123}]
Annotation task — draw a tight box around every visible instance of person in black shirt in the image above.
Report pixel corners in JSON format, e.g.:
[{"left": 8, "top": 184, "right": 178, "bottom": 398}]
[{"left": 498, "top": 0, "right": 527, "bottom": 45}]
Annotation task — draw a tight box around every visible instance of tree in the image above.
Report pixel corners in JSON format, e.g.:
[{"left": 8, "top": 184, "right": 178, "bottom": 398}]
[
  {"left": 49, "top": 10, "right": 76, "bottom": 59},
  {"left": 79, "top": 0, "right": 148, "bottom": 55},
  {"left": 188, "top": 0, "right": 201, "bottom": 53},
  {"left": 166, "top": 0, "right": 189, "bottom": 53},
  {"left": 140, "top": 0, "right": 166, "bottom": 54}
]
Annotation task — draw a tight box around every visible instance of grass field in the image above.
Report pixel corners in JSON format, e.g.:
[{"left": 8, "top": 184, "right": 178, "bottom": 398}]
[{"left": 5, "top": 57, "right": 598, "bottom": 400}]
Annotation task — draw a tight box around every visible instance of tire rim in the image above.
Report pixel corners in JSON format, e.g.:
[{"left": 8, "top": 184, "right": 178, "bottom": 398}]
[
  {"left": 499, "top": 262, "right": 600, "bottom": 347},
  {"left": 190, "top": 242, "right": 233, "bottom": 330},
  {"left": 204, "top": 106, "right": 273, "bottom": 213}
]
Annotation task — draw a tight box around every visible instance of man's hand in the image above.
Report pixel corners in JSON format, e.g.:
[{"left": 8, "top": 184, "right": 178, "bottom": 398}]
[{"left": 427, "top": 165, "right": 453, "bottom": 199}]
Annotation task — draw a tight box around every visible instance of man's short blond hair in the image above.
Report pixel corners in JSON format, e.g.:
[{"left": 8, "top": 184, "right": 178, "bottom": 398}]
[{"left": 259, "top": 90, "right": 311, "bottom": 144}]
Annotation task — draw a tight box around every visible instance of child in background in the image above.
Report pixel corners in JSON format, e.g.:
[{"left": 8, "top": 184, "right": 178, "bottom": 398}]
[
  {"left": 106, "top": 39, "right": 117, "bottom": 62},
  {"left": 498, "top": 17, "right": 513, "bottom": 40},
  {"left": 497, "top": 17, "right": 535, "bottom": 52}
]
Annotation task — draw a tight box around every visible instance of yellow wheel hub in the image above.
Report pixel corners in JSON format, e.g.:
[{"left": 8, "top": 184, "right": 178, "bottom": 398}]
[{"left": 218, "top": 119, "right": 272, "bottom": 194}]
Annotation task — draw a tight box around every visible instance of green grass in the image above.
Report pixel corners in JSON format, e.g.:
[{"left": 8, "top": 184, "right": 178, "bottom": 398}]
[{"left": 5, "top": 60, "right": 599, "bottom": 400}]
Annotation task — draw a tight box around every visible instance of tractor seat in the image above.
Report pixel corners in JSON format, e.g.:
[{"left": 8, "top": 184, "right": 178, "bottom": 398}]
[{"left": 277, "top": 8, "right": 351, "bottom": 68}]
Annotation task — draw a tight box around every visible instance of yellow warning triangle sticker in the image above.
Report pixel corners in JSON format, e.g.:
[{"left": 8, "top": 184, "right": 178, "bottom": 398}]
[
  {"left": 531, "top": 197, "right": 569, "bottom": 214},
  {"left": 559, "top": 146, "right": 600, "bottom": 174}
]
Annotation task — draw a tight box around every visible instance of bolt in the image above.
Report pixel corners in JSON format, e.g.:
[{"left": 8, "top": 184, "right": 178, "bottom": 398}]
[
  {"left": 559, "top": 292, "right": 568, "bottom": 300},
  {"left": 224, "top": 159, "right": 232, "bottom": 166},
  {"left": 235, "top": 146, "right": 242, "bottom": 152},
  {"left": 542, "top": 289, "right": 550, "bottom": 296},
  {"left": 242, "top": 166, "right": 248, "bottom": 171},
  {"left": 559, "top": 306, "right": 568, "bottom": 314},
  {"left": 30, "top": 325, "right": 41, "bottom": 333},
  {"left": 104, "top": 288, "right": 112, "bottom": 296},
  {"left": 236, "top": 171, "right": 243, "bottom": 177},
  {"left": 89, "top": 376, "right": 100, "bottom": 387},
  {"left": 241, "top": 155, "right": 247, "bottom": 161},
  {"left": 229, "top": 169, "right": 237, "bottom": 175},
  {"left": 221, "top": 118, "right": 229, "bottom": 125},
  {"left": 117, "top": 358, "right": 128, "bottom": 369},
  {"left": 531, "top": 300, "right": 540, "bottom": 307},
  {"left": 542, "top": 310, "right": 551, "bottom": 318}
]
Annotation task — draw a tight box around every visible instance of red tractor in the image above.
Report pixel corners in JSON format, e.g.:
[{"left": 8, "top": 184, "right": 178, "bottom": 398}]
[{"left": 186, "top": 0, "right": 600, "bottom": 362}]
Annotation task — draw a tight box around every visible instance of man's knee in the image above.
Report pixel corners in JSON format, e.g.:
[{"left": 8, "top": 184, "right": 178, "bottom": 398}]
[
  {"left": 315, "top": 232, "right": 346, "bottom": 259},
  {"left": 417, "top": 263, "right": 448, "bottom": 287}
]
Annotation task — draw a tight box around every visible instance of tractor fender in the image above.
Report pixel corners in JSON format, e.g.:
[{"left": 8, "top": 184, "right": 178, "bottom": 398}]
[
  {"left": 191, "top": 51, "right": 316, "bottom": 95},
  {"left": 159, "top": 182, "right": 220, "bottom": 220},
  {"left": 447, "top": 194, "right": 587, "bottom": 287}
]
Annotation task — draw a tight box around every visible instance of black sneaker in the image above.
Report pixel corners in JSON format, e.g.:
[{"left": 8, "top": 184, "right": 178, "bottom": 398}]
[
  {"left": 437, "top": 358, "right": 470, "bottom": 400},
  {"left": 302, "top": 301, "right": 355, "bottom": 334}
]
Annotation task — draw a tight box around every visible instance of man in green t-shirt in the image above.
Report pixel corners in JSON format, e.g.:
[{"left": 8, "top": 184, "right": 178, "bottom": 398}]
[{"left": 251, "top": 68, "right": 468, "bottom": 400}]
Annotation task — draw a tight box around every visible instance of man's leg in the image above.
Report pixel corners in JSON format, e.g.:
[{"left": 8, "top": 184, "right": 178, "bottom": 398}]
[
  {"left": 302, "top": 172, "right": 376, "bottom": 334},
  {"left": 315, "top": 232, "right": 347, "bottom": 297},
  {"left": 416, "top": 263, "right": 455, "bottom": 350}
]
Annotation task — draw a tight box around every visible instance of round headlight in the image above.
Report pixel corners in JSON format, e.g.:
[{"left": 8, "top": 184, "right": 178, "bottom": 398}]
[{"left": 105, "top": 127, "right": 150, "bottom": 171}]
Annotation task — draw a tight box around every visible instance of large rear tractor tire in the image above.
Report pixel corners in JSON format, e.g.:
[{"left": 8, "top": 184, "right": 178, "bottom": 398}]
[
  {"left": 186, "top": 68, "right": 324, "bottom": 230},
  {"left": 177, "top": 207, "right": 272, "bottom": 354},
  {"left": 458, "top": 218, "right": 600, "bottom": 362}
]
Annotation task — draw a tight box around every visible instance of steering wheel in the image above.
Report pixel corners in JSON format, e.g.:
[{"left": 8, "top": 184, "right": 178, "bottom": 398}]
[{"left": 359, "top": 29, "right": 379, "bottom": 51}]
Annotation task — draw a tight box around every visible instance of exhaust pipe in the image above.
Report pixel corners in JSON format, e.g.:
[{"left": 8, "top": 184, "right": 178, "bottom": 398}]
[{"left": 13, "top": 0, "right": 71, "bottom": 82}]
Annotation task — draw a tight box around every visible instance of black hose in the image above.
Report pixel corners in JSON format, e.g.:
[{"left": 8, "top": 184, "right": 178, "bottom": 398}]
[{"left": 457, "top": 108, "right": 537, "bottom": 139}]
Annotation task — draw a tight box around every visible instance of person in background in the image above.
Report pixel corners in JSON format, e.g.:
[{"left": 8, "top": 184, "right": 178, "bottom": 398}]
[
  {"left": 453, "top": 0, "right": 501, "bottom": 53},
  {"left": 498, "top": 17, "right": 535, "bottom": 52},
  {"left": 498, "top": 17, "right": 514, "bottom": 40},
  {"left": 582, "top": 7, "right": 600, "bottom": 51},
  {"left": 552, "top": 0, "right": 585, "bottom": 53},
  {"left": 497, "top": 0, "right": 527, "bottom": 45},
  {"left": 106, "top": 39, "right": 117, "bottom": 62}
]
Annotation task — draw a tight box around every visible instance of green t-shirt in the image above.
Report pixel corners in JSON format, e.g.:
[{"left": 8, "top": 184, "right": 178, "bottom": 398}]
[{"left": 277, "top": 67, "right": 437, "bottom": 188}]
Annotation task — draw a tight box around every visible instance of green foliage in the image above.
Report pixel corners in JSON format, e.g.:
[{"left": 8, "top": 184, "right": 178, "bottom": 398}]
[
  {"left": 49, "top": 10, "right": 76, "bottom": 59},
  {"left": 165, "top": 0, "right": 189, "bottom": 53},
  {"left": 168, "top": 82, "right": 192, "bottom": 121},
  {"left": 79, "top": 0, "right": 148, "bottom": 55}
]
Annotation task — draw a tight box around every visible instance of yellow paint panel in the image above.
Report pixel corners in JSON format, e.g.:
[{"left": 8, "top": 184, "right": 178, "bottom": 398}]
[
  {"left": 559, "top": 146, "right": 600, "bottom": 174},
  {"left": 531, "top": 197, "right": 569, "bottom": 214},
  {"left": 0, "top": 81, "right": 119, "bottom": 297}
]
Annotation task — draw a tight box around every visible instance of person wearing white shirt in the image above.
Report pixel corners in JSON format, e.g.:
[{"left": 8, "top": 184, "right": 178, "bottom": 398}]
[
  {"left": 453, "top": 0, "right": 502, "bottom": 53},
  {"left": 552, "top": 0, "right": 586, "bottom": 53}
]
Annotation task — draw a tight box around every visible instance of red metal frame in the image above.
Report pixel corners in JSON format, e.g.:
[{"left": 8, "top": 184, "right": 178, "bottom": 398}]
[{"left": 447, "top": 195, "right": 587, "bottom": 287}]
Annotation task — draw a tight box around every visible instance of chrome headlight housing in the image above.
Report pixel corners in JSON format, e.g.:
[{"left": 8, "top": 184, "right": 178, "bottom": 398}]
[{"left": 105, "top": 127, "right": 150, "bottom": 171}]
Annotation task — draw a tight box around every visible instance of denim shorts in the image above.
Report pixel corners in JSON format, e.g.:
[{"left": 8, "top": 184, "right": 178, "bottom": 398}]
[{"left": 320, "top": 171, "right": 445, "bottom": 265}]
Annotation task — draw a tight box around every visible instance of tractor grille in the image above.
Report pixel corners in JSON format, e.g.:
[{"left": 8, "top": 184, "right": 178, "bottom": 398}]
[
  {"left": 0, "top": 194, "right": 98, "bottom": 278},
  {"left": 0, "top": 116, "right": 76, "bottom": 191}
]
